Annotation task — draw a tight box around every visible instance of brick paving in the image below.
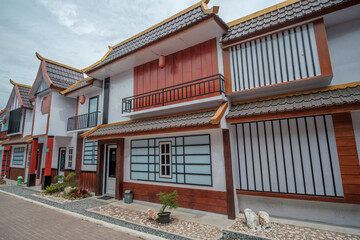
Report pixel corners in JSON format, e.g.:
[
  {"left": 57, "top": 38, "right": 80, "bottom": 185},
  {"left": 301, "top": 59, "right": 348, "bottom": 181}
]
[{"left": 0, "top": 192, "right": 142, "bottom": 240}]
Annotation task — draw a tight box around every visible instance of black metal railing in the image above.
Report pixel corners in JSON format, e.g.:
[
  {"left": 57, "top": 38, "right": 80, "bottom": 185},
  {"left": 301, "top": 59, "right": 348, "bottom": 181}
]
[
  {"left": 122, "top": 74, "right": 225, "bottom": 113},
  {"left": 67, "top": 111, "right": 99, "bottom": 131}
]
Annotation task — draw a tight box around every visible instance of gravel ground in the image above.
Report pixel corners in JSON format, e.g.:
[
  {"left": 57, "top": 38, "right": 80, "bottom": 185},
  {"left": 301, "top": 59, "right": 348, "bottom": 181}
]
[
  {"left": 90, "top": 204, "right": 222, "bottom": 240},
  {"left": 229, "top": 218, "right": 360, "bottom": 240},
  {"left": 33, "top": 193, "right": 81, "bottom": 204}
]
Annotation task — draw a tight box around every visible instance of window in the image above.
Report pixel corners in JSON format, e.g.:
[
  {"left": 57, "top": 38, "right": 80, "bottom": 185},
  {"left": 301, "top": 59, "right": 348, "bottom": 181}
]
[
  {"left": 83, "top": 139, "right": 97, "bottom": 165},
  {"left": 159, "top": 142, "right": 172, "bottom": 178},
  {"left": 12, "top": 147, "right": 25, "bottom": 166},
  {"left": 68, "top": 148, "right": 73, "bottom": 168}
]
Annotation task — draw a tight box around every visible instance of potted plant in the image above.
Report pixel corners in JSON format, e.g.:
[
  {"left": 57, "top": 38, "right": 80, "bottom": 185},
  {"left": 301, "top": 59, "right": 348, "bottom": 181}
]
[{"left": 157, "top": 190, "right": 179, "bottom": 224}]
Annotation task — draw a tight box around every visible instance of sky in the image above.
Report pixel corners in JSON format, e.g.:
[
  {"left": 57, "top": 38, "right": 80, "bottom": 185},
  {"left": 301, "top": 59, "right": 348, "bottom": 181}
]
[{"left": 0, "top": 0, "right": 283, "bottom": 109}]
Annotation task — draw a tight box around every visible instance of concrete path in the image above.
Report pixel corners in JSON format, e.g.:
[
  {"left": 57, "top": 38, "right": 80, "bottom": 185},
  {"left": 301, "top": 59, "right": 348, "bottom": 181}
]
[{"left": 0, "top": 192, "right": 142, "bottom": 240}]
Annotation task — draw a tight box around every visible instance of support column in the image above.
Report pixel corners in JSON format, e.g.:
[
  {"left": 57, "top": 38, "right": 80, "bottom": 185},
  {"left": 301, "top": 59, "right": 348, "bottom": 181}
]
[
  {"left": 75, "top": 134, "right": 83, "bottom": 179},
  {"left": 95, "top": 142, "right": 105, "bottom": 196},
  {"left": 222, "top": 129, "right": 236, "bottom": 219},
  {"left": 42, "top": 136, "right": 54, "bottom": 189},
  {"left": 115, "top": 138, "right": 125, "bottom": 200},
  {"left": 4, "top": 146, "right": 11, "bottom": 178},
  {"left": 27, "top": 138, "right": 38, "bottom": 187}
]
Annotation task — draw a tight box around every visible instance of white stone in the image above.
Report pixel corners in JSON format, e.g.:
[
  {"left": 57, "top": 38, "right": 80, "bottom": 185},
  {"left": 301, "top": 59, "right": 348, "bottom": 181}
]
[
  {"left": 64, "top": 186, "right": 72, "bottom": 194},
  {"left": 259, "top": 211, "right": 271, "bottom": 228},
  {"left": 147, "top": 209, "right": 159, "bottom": 220},
  {"left": 244, "top": 208, "right": 259, "bottom": 229}
]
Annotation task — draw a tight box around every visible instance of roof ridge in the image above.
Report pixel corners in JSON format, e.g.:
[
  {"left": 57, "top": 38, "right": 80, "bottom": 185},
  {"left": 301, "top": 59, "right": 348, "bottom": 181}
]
[
  {"left": 227, "top": 0, "right": 300, "bottom": 27},
  {"left": 36, "top": 52, "right": 84, "bottom": 73},
  {"left": 9, "top": 79, "right": 31, "bottom": 88},
  {"left": 232, "top": 81, "right": 360, "bottom": 106}
]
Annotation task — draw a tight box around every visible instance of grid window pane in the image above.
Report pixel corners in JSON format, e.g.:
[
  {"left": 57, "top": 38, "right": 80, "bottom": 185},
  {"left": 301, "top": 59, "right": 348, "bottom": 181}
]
[
  {"left": 13, "top": 147, "right": 25, "bottom": 165},
  {"left": 83, "top": 139, "right": 98, "bottom": 165}
]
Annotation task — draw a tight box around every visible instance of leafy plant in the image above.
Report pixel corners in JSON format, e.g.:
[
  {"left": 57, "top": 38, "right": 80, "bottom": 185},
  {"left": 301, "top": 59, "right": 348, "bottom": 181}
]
[
  {"left": 158, "top": 190, "right": 179, "bottom": 214},
  {"left": 64, "top": 187, "right": 91, "bottom": 199},
  {"left": 44, "top": 173, "right": 78, "bottom": 195}
]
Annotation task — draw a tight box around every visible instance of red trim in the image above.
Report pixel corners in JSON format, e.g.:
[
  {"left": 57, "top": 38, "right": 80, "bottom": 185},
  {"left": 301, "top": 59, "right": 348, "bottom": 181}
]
[
  {"left": 44, "top": 136, "right": 54, "bottom": 176},
  {"left": 29, "top": 139, "right": 38, "bottom": 175},
  {"left": 14, "top": 86, "right": 24, "bottom": 108},
  {"left": 41, "top": 60, "right": 54, "bottom": 86}
]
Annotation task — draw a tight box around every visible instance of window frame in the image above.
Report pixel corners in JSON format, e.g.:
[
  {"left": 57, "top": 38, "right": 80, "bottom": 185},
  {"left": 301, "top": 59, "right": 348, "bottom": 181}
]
[
  {"left": 11, "top": 146, "right": 25, "bottom": 167},
  {"left": 67, "top": 147, "right": 73, "bottom": 168},
  {"left": 83, "top": 139, "right": 98, "bottom": 165},
  {"left": 159, "top": 141, "right": 172, "bottom": 179}
]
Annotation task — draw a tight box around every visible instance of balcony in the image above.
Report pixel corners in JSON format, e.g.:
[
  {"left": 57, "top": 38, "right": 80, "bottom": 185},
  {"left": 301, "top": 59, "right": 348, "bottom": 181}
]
[
  {"left": 67, "top": 112, "right": 100, "bottom": 132},
  {"left": 122, "top": 74, "right": 225, "bottom": 114}
]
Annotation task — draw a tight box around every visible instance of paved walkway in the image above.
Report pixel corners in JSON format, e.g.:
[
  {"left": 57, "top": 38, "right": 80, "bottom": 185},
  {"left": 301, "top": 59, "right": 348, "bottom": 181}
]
[{"left": 0, "top": 192, "right": 141, "bottom": 240}]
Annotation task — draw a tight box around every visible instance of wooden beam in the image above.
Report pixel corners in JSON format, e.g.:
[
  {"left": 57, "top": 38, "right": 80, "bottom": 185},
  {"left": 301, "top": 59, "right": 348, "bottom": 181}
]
[
  {"left": 222, "top": 129, "right": 236, "bottom": 219},
  {"left": 75, "top": 134, "right": 83, "bottom": 179},
  {"left": 222, "top": 48, "right": 232, "bottom": 94},
  {"left": 115, "top": 138, "right": 125, "bottom": 200},
  {"left": 313, "top": 19, "right": 333, "bottom": 76},
  {"left": 210, "top": 102, "right": 228, "bottom": 124},
  {"left": 95, "top": 142, "right": 105, "bottom": 196}
]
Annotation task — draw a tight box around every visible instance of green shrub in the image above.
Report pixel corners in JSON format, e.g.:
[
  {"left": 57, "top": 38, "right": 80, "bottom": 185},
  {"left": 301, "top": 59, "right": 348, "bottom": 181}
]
[
  {"left": 44, "top": 173, "right": 78, "bottom": 195},
  {"left": 44, "top": 183, "right": 65, "bottom": 194},
  {"left": 158, "top": 190, "right": 179, "bottom": 214}
]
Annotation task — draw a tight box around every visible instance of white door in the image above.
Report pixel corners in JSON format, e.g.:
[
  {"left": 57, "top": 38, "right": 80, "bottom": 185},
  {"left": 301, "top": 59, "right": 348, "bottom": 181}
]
[
  {"left": 105, "top": 145, "right": 117, "bottom": 195},
  {"left": 58, "top": 148, "right": 66, "bottom": 176},
  {"left": 24, "top": 148, "right": 31, "bottom": 182}
]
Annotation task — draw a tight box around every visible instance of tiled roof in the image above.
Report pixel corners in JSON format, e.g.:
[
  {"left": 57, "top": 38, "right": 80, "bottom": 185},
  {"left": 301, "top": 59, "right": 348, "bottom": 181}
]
[
  {"left": 222, "top": 0, "right": 352, "bottom": 43},
  {"left": 87, "top": 109, "right": 217, "bottom": 138},
  {"left": 17, "top": 85, "right": 32, "bottom": 108},
  {"left": 227, "top": 84, "right": 360, "bottom": 119},
  {"left": 87, "top": 5, "right": 218, "bottom": 72},
  {"left": 45, "top": 61, "right": 84, "bottom": 89},
  {"left": 61, "top": 77, "right": 94, "bottom": 95},
  {"left": 2, "top": 135, "right": 32, "bottom": 145}
]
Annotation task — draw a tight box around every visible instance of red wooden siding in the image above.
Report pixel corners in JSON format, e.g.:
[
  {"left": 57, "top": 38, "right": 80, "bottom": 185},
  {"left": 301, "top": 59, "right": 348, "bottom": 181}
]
[
  {"left": 332, "top": 112, "right": 360, "bottom": 204},
  {"left": 123, "top": 182, "right": 227, "bottom": 215},
  {"left": 79, "top": 171, "right": 96, "bottom": 192},
  {"left": 1, "top": 149, "right": 11, "bottom": 177},
  {"left": 133, "top": 38, "right": 219, "bottom": 108},
  {"left": 8, "top": 167, "right": 25, "bottom": 181}
]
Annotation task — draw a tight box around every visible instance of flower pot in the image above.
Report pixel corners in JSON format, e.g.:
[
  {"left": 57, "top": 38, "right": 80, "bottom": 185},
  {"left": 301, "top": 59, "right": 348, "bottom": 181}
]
[{"left": 158, "top": 212, "right": 171, "bottom": 224}]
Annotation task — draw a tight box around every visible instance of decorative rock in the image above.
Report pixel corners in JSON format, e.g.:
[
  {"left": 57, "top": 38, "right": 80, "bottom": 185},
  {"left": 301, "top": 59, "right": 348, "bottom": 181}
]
[
  {"left": 147, "top": 209, "right": 159, "bottom": 220},
  {"left": 244, "top": 208, "right": 259, "bottom": 229},
  {"left": 64, "top": 186, "right": 72, "bottom": 194},
  {"left": 258, "top": 211, "right": 271, "bottom": 228}
]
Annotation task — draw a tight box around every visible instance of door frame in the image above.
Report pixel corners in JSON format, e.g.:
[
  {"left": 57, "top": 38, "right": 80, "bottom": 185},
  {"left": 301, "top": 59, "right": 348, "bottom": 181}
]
[
  {"left": 57, "top": 147, "right": 66, "bottom": 176},
  {"left": 104, "top": 144, "right": 117, "bottom": 195}
]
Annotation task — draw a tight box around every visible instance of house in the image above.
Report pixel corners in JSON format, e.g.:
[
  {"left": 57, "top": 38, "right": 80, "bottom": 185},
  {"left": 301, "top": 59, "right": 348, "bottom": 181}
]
[
  {"left": 0, "top": 109, "right": 8, "bottom": 176},
  {"left": 0, "top": 80, "right": 33, "bottom": 182},
  {"left": 222, "top": 0, "right": 360, "bottom": 226},
  {"left": 26, "top": 53, "right": 83, "bottom": 188}
]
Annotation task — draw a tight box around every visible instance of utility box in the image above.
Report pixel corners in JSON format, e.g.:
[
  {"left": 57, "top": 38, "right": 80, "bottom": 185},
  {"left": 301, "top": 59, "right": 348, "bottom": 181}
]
[{"left": 124, "top": 190, "right": 133, "bottom": 204}]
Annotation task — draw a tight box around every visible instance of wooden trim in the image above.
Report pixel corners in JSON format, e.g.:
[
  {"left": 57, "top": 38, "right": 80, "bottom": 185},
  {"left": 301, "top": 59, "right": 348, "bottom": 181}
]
[
  {"left": 95, "top": 142, "right": 104, "bottom": 196},
  {"left": 81, "top": 124, "right": 103, "bottom": 138},
  {"left": 45, "top": 92, "right": 52, "bottom": 135},
  {"left": 32, "top": 134, "right": 48, "bottom": 138},
  {"left": 75, "top": 134, "right": 83, "bottom": 178},
  {"left": 41, "top": 60, "right": 54, "bottom": 86},
  {"left": 222, "top": 129, "right": 236, "bottom": 219},
  {"left": 332, "top": 112, "right": 360, "bottom": 204},
  {"left": 14, "top": 85, "right": 24, "bottom": 108},
  {"left": 115, "top": 138, "right": 125, "bottom": 200},
  {"left": 236, "top": 190, "right": 345, "bottom": 203},
  {"left": 36, "top": 52, "right": 83, "bottom": 73},
  {"left": 222, "top": 48, "right": 232, "bottom": 94},
  {"left": 227, "top": 103, "right": 360, "bottom": 124},
  {"left": 87, "top": 16, "right": 222, "bottom": 74},
  {"left": 313, "top": 19, "right": 332, "bottom": 76},
  {"left": 61, "top": 77, "right": 92, "bottom": 95},
  {"left": 87, "top": 124, "right": 220, "bottom": 141},
  {"left": 210, "top": 102, "right": 228, "bottom": 124}
]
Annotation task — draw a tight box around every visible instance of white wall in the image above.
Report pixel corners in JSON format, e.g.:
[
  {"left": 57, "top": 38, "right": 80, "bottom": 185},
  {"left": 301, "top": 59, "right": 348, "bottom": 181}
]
[
  {"left": 48, "top": 91, "right": 76, "bottom": 136},
  {"left": 77, "top": 89, "right": 103, "bottom": 117},
  {"left": 51, "top": 135, "right": 77, "bottom": 170},
  {"left": 327, "top": 16, "right": 360, "bottom": 86},
  {"left": 108, "top": 69, "right": 133, "bottom": 124},
  {"left": 23, "top": 109, "right": 33, "bottom": 136},
  {"left": 237, "top": 194, "right": 360, "bottom": 228},
  {"left": 123, "top": 129, "right": 226, "bottom": 192},
  {"left": 351, "top": 110, "right": 360, "bottom": 164},
  {"left": 32, "top": 92, "right": 50, "bottom": 136}
]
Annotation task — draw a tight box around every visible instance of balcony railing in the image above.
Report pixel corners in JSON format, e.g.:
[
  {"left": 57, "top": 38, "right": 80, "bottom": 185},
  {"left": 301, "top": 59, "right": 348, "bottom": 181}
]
[
  {"left": 122, "top": 74, "right": 225, "bottom": 113},
  {"left": 67, "top": 112, "right": 99, "bottom": 131}
]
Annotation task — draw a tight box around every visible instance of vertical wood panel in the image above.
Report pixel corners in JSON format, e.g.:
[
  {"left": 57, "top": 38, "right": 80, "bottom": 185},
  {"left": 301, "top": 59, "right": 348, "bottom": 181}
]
[{"left": 332, "top": 112, "right": 360, "bottom": 204}]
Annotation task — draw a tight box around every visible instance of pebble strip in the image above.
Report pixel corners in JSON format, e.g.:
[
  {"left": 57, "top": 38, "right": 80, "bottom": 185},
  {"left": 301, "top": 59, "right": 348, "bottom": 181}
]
[
  {"left": 90, "top": 205, "right": 222, "bottom": 240},
  {"left": 32, "top": 193, "right": 80, "bottom": 204},
  {"left": 229, "top": 218, "right": 360, "bottom": 240}
]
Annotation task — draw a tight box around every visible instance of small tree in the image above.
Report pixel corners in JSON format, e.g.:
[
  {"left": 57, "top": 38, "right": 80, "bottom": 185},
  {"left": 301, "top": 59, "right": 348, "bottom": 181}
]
[{"left": 158, "top": 190, "right": 179, "bottom": 214}]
